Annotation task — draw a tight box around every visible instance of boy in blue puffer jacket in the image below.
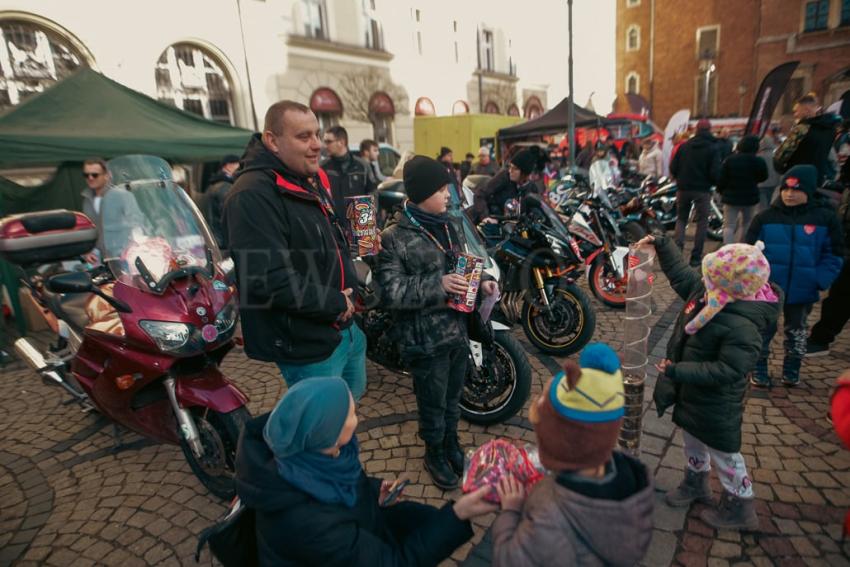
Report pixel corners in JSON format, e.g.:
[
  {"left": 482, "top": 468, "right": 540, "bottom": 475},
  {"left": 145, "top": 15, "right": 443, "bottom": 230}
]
[{"left": 745, "top": 165, "right": 844, "bottom": 386}]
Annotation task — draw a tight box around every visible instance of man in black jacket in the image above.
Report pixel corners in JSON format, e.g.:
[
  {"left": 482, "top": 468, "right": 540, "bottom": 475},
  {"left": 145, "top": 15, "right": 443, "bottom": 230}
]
[
  {"left": 223, "top": 101, "right": 366, "bottom": 399},
  {"left": 321, "top": 126, "right": 377, "bottom": 219},
  {"left": 775, "top": 94, "right": 841, "bottom": 185},
  {"left": 200, "top": 154, "right": 239, "bottom": 250},
  {"left": 670, "top": 119, "right": 722, "bottom": 266}
]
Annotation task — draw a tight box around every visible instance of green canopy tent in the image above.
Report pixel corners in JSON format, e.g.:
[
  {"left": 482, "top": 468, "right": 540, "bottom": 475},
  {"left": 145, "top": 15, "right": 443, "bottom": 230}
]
[
  {"left": 0, "top": 68, "right": 254, "bottom": 336},
  {"left": 0, "top": 67, "right": 253, "bottom": 166}
]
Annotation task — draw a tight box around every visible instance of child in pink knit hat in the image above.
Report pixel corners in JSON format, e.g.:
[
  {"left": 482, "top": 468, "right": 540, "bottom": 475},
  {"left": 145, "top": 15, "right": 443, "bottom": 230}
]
[{"left": 640, "top": 235, "right": 780, "bottom": 530}]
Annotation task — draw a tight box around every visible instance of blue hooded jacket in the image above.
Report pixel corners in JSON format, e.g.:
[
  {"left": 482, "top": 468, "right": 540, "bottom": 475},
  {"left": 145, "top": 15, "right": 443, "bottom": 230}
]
[{"left": 745, "top": 166, "right": 844, "bottom": 304}]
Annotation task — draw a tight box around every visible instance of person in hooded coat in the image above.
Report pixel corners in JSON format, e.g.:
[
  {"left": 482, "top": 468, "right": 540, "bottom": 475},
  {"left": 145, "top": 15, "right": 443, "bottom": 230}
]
[
  {"left": 648, "top": 236, "right": 781, "bottom": 530},
  {"left": 469, "top": 148, "right": 538, "bottom": 224},
  {"left": 745, "top": 165, "right": 844, "bottom": 387},
  {"left": 491, "top": 343, "right": 654, "bottom": 567},
  {"left": 235, "top": 377, "right": 497, "bottom": 566},
  {"left": 717, "top": 135, "right": 768, "bottom": 244}
]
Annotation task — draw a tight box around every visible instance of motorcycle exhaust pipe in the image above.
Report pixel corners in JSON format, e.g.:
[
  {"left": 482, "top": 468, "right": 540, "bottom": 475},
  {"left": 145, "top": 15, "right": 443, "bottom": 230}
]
[
  {"left": 163, "top": 376, "right": 205, "bottom": 458},
  {"left": 14, "top": 338, "right": 89, "bottom": 402}
]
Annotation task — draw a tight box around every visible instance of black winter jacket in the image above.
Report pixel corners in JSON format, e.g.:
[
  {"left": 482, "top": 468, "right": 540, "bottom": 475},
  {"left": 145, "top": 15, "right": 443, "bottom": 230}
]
[
  {"left": 320, "top": 154, "right": 378, "bottom": 220},
  {"left": 469, "top": 170, "right": 539, "bottom": 224},
  {"left": 236, "top": 414, "right": 474, "bottom": 567},
  {"left": 374, "top": 211, "right": 468, "bottom": 359},
  {"left": 776, "top": 114, "right": 840, "bottom": 184},
  {"left": 651, "top": 237, "right": 780, "bottom": 453},
  {"left": 717, "top": 153, "right": 769, "bottom": 206},
  {"left": 223, "top": 134, "right": 356, "bottom": 364},
  {"left": 200, "top": 172, "right": 233, "bottom": 249},
  {"left": 670, "top": 132, "right": 722, "bottom": 192}
]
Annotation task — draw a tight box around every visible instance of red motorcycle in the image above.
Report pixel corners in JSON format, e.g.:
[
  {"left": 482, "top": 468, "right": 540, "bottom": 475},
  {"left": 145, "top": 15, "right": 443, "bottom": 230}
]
[{"left": 0, "top": 155, "right": 249, "bottom": 499}]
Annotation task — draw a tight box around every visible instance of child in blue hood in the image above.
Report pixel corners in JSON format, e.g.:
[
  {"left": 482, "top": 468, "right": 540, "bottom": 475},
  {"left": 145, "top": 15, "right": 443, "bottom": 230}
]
[{"left": 745, "top": 164, "right": 844, "bottom": 386}]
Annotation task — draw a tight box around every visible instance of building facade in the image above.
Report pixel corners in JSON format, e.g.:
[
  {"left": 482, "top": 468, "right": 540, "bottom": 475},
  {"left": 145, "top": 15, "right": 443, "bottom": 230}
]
[
  {"left": 615, "top": 0, "right": 850, "bottom": 128},
  {"left": 0, "top": 0, "right": 565, "bottom": 152}
]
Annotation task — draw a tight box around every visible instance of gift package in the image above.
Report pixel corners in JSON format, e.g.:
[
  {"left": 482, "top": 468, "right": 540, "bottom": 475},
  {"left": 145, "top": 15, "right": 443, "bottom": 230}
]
[{"left": 461, "top": 438, "right": 544, "bottom": 503}]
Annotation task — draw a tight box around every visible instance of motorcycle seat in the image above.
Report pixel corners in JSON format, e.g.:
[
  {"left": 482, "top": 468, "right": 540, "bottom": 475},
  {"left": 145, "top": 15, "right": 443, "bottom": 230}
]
[{"left": 41, "top": 289, "right": 90, "bottom": 332}]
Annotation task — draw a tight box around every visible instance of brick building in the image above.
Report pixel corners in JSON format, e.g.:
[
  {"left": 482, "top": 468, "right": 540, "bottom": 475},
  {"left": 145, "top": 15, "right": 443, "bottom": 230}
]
[{"left": 616, "top": 0, "right": 850, "bottom": 128}]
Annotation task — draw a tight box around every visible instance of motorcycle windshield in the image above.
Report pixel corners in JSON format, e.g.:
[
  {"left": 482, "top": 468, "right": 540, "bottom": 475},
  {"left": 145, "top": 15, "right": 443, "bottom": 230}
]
[
  {"left": 447, "top": 184, "right": 492, "bottom": 267},
  {"left": 102, "top": 155, "right": 220, "bottom": 290},
  {"left": 522, "top": 193, "right": 572, "bottom": 242}
]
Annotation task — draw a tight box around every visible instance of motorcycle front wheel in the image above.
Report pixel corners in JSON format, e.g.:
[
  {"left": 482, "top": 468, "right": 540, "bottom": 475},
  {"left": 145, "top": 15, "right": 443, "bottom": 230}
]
[
  {"left": 521, "top": 284, "right": 596, "bottom": 356},
  {"left": 460, "top": 331, "right": 532, "bottom": 425},
  {"left": 589, "top": 257, "right": 627, "bottom": 309},
  {"left": 178, "top": 406, "right": 251, "bottom": 500}
]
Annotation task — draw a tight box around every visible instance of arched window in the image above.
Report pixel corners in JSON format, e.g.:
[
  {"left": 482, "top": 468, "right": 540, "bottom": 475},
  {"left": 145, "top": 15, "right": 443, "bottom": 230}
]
[
  {"left": 484, "top": 101, "right": 500, "bottom": 114},
  {"left": 415, "top": 96, "right": 436, "bottom": 116},
  {"left": 155, "top": 43, "right": 234, "bottom": 124},
  {"left": 452, "top": 100, "right": 469, "bottom": 115},
  {"left": 0, "top": 19, "right": 89, "bottom": 110},
  {"left": 370, "top": 92, "right": 395, "bottom": 145},
  {"left": 626, "top": 25, "right": 640, "bottom": 52},
  {"left": 524, "top": 96, "right": 544, "bottom": 119},
  {"left": 310, "top": 87, "right": 343, "bottom": 132},
  {"left": 626, "top": 71, "right": 640, "bottom": 95},
  {"left": 507, "top": 103, "right": 520, "bottom": 116}
]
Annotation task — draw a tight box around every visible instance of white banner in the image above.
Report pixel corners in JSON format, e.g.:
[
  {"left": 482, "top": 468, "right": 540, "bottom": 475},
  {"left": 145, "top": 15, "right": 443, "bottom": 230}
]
[{"left": 662, "top": 109, "right": 691, "bottom": 178}]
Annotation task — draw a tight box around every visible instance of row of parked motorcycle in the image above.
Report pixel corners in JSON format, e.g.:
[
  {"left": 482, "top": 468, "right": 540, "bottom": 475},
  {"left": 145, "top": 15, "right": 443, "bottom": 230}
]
[{"left": 0, "top": 154, "right": 723, "bottom": 502}]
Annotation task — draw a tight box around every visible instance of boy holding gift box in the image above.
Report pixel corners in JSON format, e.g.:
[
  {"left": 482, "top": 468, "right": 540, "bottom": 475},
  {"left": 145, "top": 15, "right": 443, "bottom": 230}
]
[
  {"left": 491, "top": 344, "right": 654, "bottom": 567},
  {"left": 376, "top": 155, "right": 497, "bottom": 490}
]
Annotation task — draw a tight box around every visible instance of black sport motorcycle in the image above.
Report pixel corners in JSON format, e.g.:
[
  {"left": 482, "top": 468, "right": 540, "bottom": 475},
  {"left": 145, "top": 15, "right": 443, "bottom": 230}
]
[{"left": 485, "top": 193, "right": 596, "bottom": 356}]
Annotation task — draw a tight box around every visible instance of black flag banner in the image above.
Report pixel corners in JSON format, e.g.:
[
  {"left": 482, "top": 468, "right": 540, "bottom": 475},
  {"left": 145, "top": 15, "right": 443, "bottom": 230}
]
[{"left": 745, "top": 61, "right": 800, "bottom": 138}]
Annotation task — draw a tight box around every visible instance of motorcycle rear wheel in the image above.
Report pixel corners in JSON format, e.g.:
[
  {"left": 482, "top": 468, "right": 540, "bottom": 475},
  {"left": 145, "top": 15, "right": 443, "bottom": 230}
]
[
  {"left": 178, "top": 406, "right": 251, "bottom": 500},
  {"left": 589, "top": 257, "right": 627, "bottom": 309},
  {"left": 460, "top": 331, "right": 532, "bottom": 425},
  {"left": 521, "top": 284, "right": 596, "bottom": 356}
]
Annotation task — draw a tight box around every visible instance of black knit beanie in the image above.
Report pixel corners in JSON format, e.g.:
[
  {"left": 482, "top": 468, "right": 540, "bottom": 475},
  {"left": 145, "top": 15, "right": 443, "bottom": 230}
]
[
  {"left": 404, "top": 155, "right": 451, "bottom": 204},
  {"left": 781, "top": 165, "right": 818, "bottom": 198},
  {"left": 511, "top": 149, "right": 536, "bottom": 175}
]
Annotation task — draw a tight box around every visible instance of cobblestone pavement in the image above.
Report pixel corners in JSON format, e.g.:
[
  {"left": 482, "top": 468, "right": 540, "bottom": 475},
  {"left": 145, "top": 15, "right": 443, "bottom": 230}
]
[{"left": 1, "top": 240, "right": 850, "bottom": 566}]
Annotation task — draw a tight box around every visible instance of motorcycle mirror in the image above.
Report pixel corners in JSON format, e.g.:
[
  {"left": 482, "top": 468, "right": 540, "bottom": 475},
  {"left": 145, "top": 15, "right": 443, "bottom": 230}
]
[
  {"left": 503, "top": 198, "right": 521, "bottom": 218},
  {"left": 46, "top": 271, "right": 93, "bottom": 294}
]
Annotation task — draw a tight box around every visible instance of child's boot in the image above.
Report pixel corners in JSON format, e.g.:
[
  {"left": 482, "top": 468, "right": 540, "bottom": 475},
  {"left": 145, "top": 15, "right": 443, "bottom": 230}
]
[
  {"left": 749, "top": 357, "right": 771, "bottom": 388},
  {"left": 781, "top": 356, "right": 801, "bottom": 387},
  {"left": 665, "top": 468, "right": 712, "bottom": 507},
  {"left": 701, "top": 491, "right": 759, "bottom": 530}
]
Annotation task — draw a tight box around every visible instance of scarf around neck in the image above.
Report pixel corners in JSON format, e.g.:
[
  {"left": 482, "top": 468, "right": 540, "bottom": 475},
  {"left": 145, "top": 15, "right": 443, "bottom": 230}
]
[
  {"left": 274, "top": 437, "right": 362, "bottom": 508},
  {"left": 406, "top": 201, "right": 452, "bottom": 252}
]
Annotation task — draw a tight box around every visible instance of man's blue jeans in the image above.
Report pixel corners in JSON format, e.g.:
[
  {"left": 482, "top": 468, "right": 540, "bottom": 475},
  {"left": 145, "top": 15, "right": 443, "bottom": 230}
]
[{"left": 276, "top": 323, "right": 367, "bottom": 399}]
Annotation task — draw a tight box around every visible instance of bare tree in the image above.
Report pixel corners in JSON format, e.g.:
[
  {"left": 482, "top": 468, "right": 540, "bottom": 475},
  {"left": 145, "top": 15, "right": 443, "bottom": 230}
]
[
  {"left": 482, "top": 80, "right": 518, "bottom": 114},
  {"left": 337, "top": 67, "right": 410, "bottom": 123}
]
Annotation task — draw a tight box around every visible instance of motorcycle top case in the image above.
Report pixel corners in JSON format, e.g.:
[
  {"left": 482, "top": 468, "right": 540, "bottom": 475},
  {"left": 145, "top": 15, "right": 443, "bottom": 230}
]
[{"left": 0, "top": 209, "right": 97, "bottom": 266}]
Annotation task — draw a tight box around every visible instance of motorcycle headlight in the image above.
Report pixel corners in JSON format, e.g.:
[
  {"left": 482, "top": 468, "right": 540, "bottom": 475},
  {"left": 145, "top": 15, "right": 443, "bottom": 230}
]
[
  {"left": 139, "top": 320, "right": 196, "bottom": 353},
  {"left": 546, "top": 234, "right": 565, "bottom": 256},
  {"left": 214, "top": 300, "right": 238, "bottom": 335}
]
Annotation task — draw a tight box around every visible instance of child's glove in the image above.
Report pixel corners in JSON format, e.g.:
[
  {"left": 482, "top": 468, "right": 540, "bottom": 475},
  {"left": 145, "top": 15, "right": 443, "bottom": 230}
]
[{"left": 653, "top": 373, "right": 677, "bottom": 417}]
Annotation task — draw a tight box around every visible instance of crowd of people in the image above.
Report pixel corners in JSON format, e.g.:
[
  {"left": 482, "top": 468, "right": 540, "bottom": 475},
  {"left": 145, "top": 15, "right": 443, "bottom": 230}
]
[{"left": 176, "top": 91, "right": 850, "bottom": 565}]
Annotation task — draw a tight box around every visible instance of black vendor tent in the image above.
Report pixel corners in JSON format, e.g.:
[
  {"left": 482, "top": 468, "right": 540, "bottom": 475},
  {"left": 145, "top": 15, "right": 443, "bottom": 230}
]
[
  {"left": 497, "top": 97, "right": 604, "bottom": 141},
  {"left": 0, "top": 68, "right": 253, "bottom": 166}
]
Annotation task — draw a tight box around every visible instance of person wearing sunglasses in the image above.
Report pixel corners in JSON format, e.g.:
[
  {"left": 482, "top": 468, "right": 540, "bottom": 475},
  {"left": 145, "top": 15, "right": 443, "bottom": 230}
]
[
  {"left": 80, "top": 158, "right": 111, "bottom": 264},
  {"left": 80, "top": 157, "right": 147, "bottom": 265}
]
